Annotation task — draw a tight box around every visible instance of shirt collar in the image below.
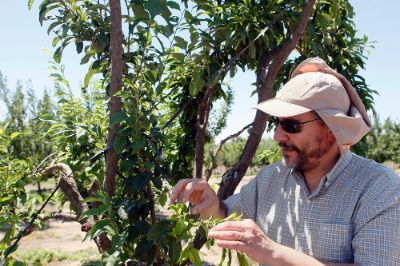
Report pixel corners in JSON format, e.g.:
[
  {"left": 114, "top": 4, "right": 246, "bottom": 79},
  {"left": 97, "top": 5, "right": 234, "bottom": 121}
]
[{"left": 291, "top": 151, "right": 353, "bottom": 198}]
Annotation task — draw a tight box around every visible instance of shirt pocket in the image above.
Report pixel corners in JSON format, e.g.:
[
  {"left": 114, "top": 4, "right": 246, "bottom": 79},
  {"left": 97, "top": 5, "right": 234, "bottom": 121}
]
[{"left": 305, "top": 221, "right": 353, "bottom": 263}]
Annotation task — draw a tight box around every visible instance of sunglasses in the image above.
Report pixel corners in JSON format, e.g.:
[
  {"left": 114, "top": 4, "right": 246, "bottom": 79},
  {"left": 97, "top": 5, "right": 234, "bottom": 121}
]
[{"left": 271, "top": 117, "right": 321, "bottom": 134}]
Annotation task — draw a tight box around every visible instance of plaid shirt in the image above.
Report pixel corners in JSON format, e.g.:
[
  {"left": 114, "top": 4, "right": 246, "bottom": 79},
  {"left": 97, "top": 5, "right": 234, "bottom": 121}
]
[{"left": 224, "top": 151, "right": 400, "bottom": 265}]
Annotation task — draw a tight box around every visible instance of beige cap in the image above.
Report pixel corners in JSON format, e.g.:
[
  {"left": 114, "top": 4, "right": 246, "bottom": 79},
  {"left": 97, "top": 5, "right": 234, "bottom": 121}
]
[{"left": 256, "top": 57, "right": 371, "bottom": 148}]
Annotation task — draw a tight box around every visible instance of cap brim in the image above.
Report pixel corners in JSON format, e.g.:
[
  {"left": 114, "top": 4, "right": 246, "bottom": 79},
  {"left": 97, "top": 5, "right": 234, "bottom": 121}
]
[{"left": 256, "top": 98, "right": 312, "bottom": 117}]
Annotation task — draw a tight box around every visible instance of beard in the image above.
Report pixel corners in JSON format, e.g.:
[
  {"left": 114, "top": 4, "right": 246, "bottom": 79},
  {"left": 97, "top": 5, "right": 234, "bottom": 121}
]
[{"left": 279, "top": 136, "right": 333, "bottom": 172}]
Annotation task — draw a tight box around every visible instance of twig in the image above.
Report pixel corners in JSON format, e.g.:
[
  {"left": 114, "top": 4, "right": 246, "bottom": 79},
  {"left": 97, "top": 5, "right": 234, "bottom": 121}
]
[
  {"left": 41, "top": 212, "right": 78, "bottom": 222},
  {"left": 162, "top": 98, "right": 193, "bottom": 131},
  {"left": 205, "top": 123, "right": 253, "bottom": 180},
  {"left": 31, "top": 152, "right": 57, "bottom": 176}
]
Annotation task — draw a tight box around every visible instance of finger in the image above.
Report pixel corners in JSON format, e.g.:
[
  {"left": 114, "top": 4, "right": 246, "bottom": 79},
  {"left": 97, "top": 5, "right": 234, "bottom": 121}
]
[
  {"left": 207, "top": 231, "right": 243, "bottom": 241},
  {"left": 209, "top": 221, "right": 247, "bottom": 233},
  {"left": 191, "top": 196, "right": 212, "bottom": 215},
  {"left": 169, "top": 179, "right": 192, "bottom": 203},
  {"left": 181, "top": 179, "right": 206, "bottom": 202}
]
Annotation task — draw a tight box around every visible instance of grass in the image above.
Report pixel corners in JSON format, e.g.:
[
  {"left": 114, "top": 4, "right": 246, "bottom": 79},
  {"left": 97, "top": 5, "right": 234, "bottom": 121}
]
[{"left": 15, "top": 248, "right": 101, "bottom": 265}]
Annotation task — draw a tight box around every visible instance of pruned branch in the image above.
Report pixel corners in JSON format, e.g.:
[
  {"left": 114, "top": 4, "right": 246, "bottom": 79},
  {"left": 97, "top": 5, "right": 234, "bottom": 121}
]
[
  {"left": 205, "top": 123, "right": 253, "bottom": 180},
  {"left": 43, "top": 163, "right": 111, "bottom": 253},
  {"left": 43, "top": 163, "right": 88, "bottom": 218}
]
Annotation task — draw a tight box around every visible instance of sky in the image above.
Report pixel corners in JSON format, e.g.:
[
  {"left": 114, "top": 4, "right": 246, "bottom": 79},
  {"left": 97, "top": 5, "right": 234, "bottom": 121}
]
[{"left": 0, "top": 1, "right": 399, "bottom": 141}]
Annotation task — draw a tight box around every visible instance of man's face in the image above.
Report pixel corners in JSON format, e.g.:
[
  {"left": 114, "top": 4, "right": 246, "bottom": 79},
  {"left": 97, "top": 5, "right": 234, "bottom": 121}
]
[{"left": 273, "top": 112, "right": 336, "bottom": 172}]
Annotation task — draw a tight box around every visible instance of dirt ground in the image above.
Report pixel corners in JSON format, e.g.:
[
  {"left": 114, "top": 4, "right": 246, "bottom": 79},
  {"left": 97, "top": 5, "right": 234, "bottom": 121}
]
[{"left": 5, "top": 176, "right": 255, "bottom": 265}]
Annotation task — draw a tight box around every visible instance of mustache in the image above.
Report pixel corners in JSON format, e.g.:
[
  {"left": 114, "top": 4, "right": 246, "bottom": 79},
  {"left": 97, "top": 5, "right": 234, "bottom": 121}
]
[{"left": 279, "top": 142, "right": 300, "bottom": 152}]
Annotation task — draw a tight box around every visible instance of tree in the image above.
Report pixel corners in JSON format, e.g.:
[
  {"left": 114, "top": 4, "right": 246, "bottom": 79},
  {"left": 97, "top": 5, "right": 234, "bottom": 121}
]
[
  {"left": 4, "top": 0, "right": 376, "bottom": 264},
  {"left": 367, "top": 116, "right": 400, "bottom": 164}
]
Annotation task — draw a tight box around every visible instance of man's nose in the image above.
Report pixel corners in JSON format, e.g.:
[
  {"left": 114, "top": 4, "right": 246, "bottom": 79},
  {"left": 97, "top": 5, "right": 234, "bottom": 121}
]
[{"left": 273, "top": 124, "right": 289, "bottom": 143}]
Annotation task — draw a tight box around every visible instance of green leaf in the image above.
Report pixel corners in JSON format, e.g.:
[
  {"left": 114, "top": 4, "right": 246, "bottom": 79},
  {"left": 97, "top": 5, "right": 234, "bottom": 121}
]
[
  {"left": 110, "top": 111, "right": 127, "bottom": 125},
  {"left": 189, "top": 247, "right": 202, "bottom": 266},
  {"left": 170, "top": 52, "right": 185, "bottom": 63},
  {"left": 174, "top": 36, "right": 188, "bottom": 50},
  {"left": 189, "top": 69, "right": 205, "bottom": 96},
  {"left": 159, "top": 191, "right": 168, "bottom": 207},
  {"left": 87, "top": 3, "right": 108, "bottom": 12},
  {"left": 53, "top": 46, "right": 63, "bottom": 63},
  {"left": 167, "top": 1, "right": 180, "bottom": 10},
  {"left": 168, "top": 238, "right": 182, "bottom": 264},
  {"left": 129, "top": 173, "right": 149, "bottom": 192},
  {"left": 88, "top": 219, "right": 108, "bottom": 240},
  {"left": 132, "top": 4, "right": 150, "bottom": 20},
  {"left": 28, "top": 0, "right": 35, "bottom": 10},
  {"left": 10, "top": 132, "right": 22, "bottom": 140},
  {"left": 76, "top": 41, "right": 83, "bottom": 54},
  {"left": 39, "top": 1, "right": 61, "bottom": 25},
  {"left": 47, "top": 21, "right": 62, "bottom": 34},
  {"left": 52, "top": 36, "right": 61, "bottom": 47},
  {"left": 144, "top": 0, "right": 163, "bottom": 19},
  {"left": 219, "top": 248, "right": 227, "bottom": 266},
  {"left": 147, "top": 219, "right": 170, "bottom": 242},
  {"left": 131, "top": 137, "right": 146, "bottom": 153},
  {"left": 237, "top": 251, "right": 249, "bottom": 266},
  {"left": 80, "top": 204, "right": 109, "bottom": 220},
  {"left": 179, "top": 246, "right": 191, "bottom": 263},
  {"left": 84, "top": 64, "right": 101, "bottom": 88}
]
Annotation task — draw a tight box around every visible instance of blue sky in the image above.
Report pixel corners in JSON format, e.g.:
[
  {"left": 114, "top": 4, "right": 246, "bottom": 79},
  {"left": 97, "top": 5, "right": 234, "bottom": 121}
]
[{"left": 0, "top": 1, "right": 399, "bottom": 140}]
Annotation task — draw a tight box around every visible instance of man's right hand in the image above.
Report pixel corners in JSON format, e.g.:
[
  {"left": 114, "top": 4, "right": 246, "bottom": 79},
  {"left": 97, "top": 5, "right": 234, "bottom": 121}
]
[{"left": 169, "top": 178, "right": 226, "bottom": 219}]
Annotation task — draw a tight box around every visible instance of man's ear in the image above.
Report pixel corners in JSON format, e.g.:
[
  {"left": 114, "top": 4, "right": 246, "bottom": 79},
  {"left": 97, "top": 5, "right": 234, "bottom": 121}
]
[{"left": 328, "top": 130, "right": 337, "bottom": 142}]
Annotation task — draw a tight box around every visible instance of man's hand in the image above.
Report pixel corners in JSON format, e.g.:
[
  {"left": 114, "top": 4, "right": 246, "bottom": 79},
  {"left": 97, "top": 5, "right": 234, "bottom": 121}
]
[
  {"left": 169, "top": 178, "right": 225, "bottom": 219},
  {"left": 208, "top": 219, "right": 354, "bottom": 266},
  {"left": 207, "top": 219, "right": 277, "bottom": 265}
]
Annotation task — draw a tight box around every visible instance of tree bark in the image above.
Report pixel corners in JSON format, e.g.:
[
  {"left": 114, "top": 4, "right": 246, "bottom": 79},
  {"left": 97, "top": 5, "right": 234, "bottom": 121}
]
[
  {"left": 195, "top": 85, "right": 217, "bottom": 178},
  {"left": 217, "top": 0, "right": 316, "bottom": 200},
  {"left": 105, "top": 0, "right": 123, "bottom": 196}
]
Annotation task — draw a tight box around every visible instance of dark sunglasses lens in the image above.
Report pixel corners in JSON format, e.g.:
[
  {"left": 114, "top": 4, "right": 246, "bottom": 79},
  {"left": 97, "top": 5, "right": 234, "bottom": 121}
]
[
  {"left": 271, "top": 117, "right": 302, "bottom": 133},
  {"left": 281, "top": 120, "right": 300, "bottom": 133}
]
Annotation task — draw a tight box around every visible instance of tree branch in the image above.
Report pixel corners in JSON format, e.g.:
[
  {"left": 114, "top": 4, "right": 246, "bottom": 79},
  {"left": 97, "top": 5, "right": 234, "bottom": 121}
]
[
  {"left": 195, "top": 85, "right": 218, "bottom": 179},
  {"left": 217, "top": 0, "right": 316, "bottom": 200}
]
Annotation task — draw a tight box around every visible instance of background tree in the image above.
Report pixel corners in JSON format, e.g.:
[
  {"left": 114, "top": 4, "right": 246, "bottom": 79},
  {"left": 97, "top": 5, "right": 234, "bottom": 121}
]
[{"left": 367, "top": 116, "right": 400, "bottom": 165}]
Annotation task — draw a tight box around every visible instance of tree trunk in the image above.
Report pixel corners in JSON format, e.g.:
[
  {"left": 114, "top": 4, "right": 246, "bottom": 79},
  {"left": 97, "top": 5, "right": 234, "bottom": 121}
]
[{"left": 105, "top": 0, "right": 123, "bottom": 196}]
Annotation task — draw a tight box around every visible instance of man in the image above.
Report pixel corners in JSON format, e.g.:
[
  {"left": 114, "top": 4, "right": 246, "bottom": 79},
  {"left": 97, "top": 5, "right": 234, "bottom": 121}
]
[{"left": 170, "top": 58, "right": 400, "bottom": 265}]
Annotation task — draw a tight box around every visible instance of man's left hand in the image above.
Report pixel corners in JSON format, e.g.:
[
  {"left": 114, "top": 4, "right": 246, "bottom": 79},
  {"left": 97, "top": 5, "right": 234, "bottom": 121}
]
[{"left": 207, "top": 219, "right": 278, "bottom": 265}]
